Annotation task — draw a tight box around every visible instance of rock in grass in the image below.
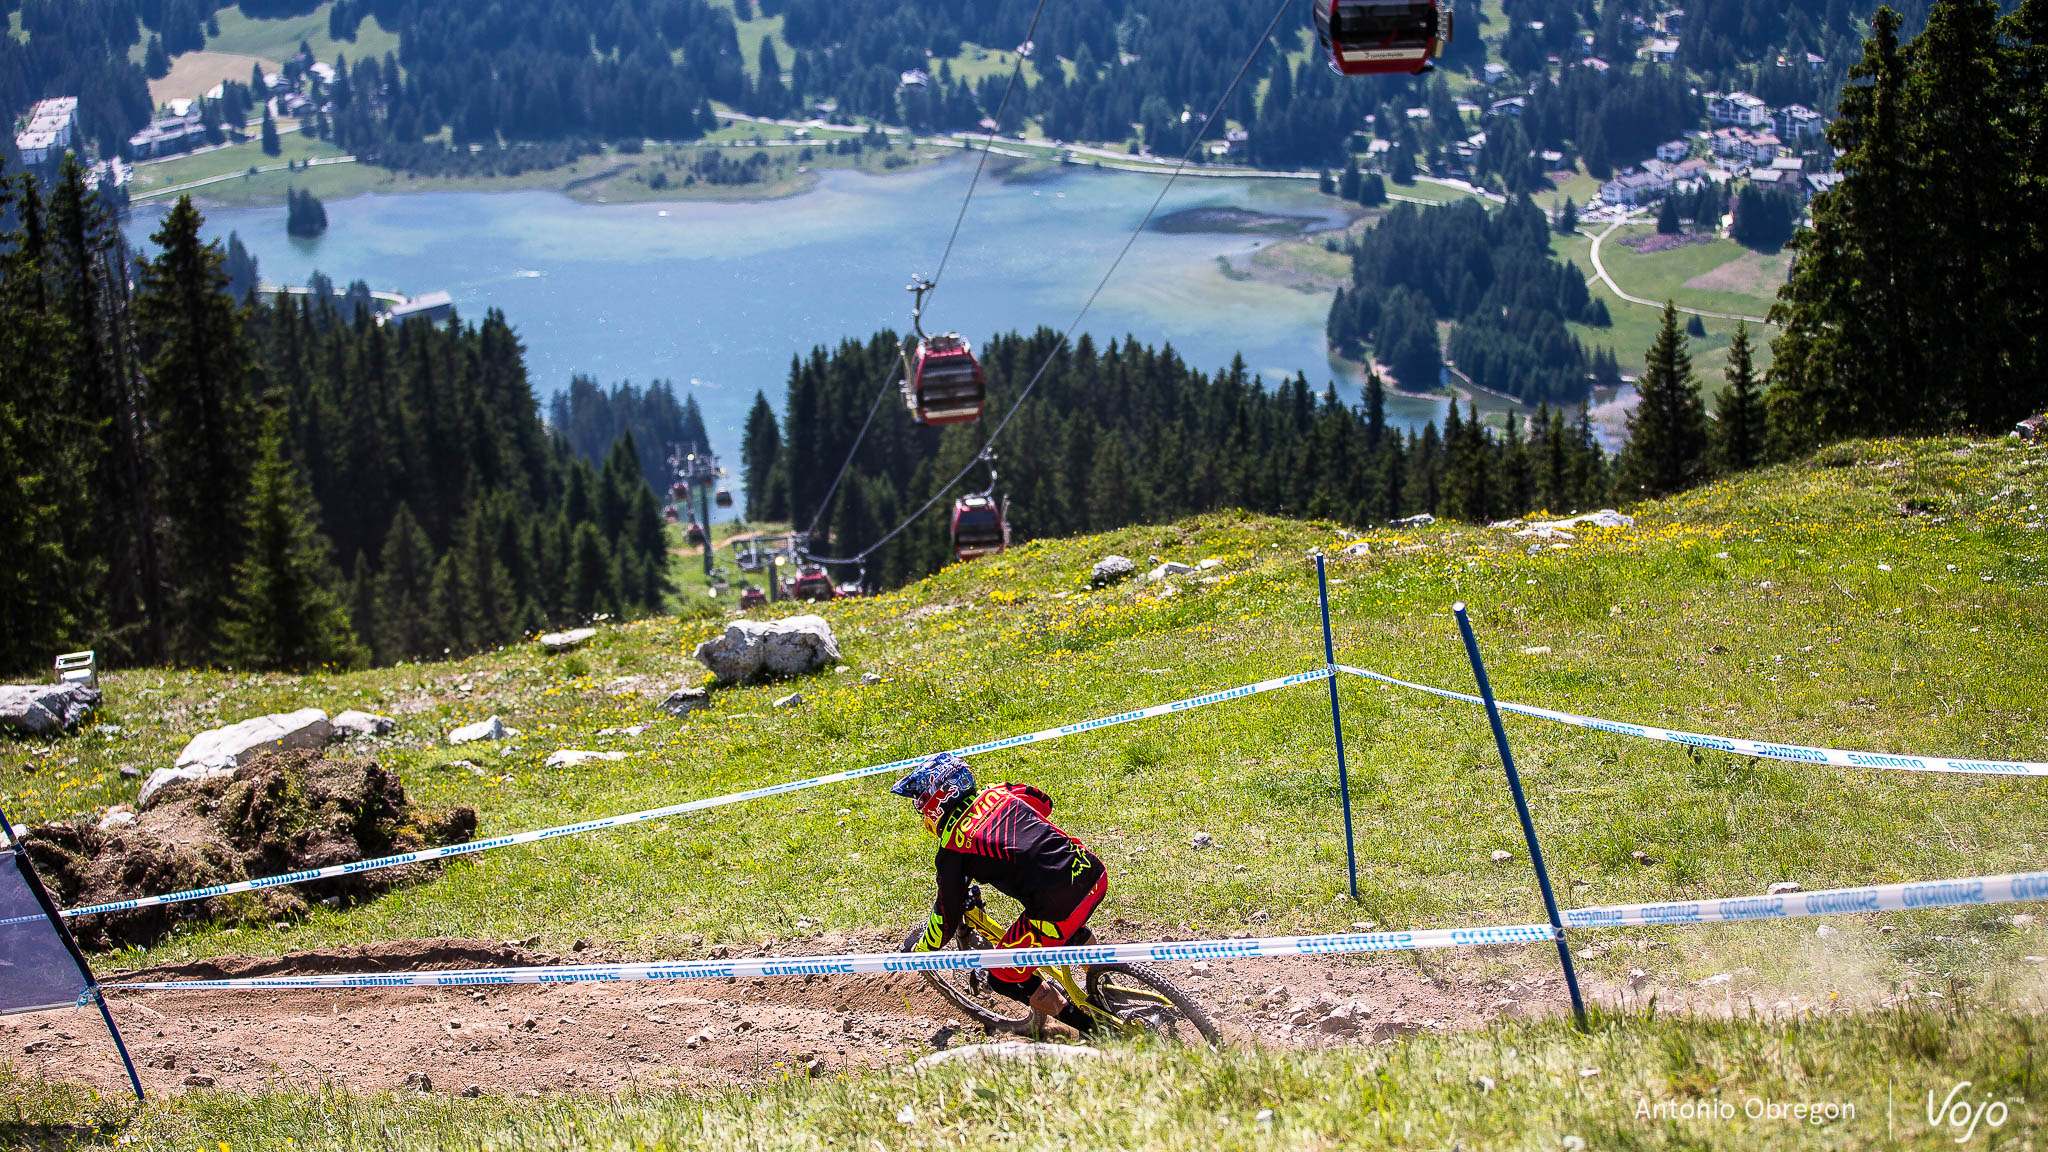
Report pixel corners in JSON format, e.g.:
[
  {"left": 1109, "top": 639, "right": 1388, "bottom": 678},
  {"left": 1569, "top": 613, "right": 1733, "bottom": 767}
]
[
  {"left": 1090, "top": 555, "right": 1136, "bottom": 586},
  {"left": 1146, "top": 561, "right": 1196, "bottom": 582},
  {"left": 174, "top": 708, "right": 335, "bottom": 771},
  {"left": 692, "top": 615, "right": 839, "bottom": 684},
  {"left": 860, "top": 671, "right": 882, "bottom": 685},
  {"left": 774, "top": 692, "right": 804, "bottom": 709},
  {"left": 1767, "top": 881, "right": 1802, "bottom": 895},
  {"left": 659, "top": 687, "right": 710, "bottom": 717},
  {"left": 0, "top": 683, "right": 102, "bottom": 736},
  {"left": 1490, "top": 849, "right": 1514, "bottom": 863},
  {"left": 331, "top": 710, "right": 396, "bottom": 737},
  {"left": 447, "top": 716, "right": 520, "bottom": 745},
  {"left": 1191, "top": 830, "right": 1214, "bottom": 850},
  {"left": 145, "top": 708, "right": 337, "bottom": 806},
  {"left": 539, "top": 628, "right": 598, "bottom": 653},
  {"left": 544, "top": 749, "right": 630, "bottom": 768}
]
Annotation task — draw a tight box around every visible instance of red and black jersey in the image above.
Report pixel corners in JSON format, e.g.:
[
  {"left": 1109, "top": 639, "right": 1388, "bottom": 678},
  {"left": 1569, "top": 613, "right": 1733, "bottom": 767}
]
[{"left": 920, "top": 783, "right": 1105, "bottom": 949}]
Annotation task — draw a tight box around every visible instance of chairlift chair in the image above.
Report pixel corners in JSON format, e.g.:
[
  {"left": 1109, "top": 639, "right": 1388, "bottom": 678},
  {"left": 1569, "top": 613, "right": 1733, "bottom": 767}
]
[
  {"left": 685, "top": 521, "right": 708, "bottom": 547},
  {"left": 1313, "top": 0, "right": 1448, "bottom": 76},
  {"left": 740, "top": 585, "right": 767, "bottom": 608},
  {"left": 901, "top": 275, "right": 986, "bottom": 426}
]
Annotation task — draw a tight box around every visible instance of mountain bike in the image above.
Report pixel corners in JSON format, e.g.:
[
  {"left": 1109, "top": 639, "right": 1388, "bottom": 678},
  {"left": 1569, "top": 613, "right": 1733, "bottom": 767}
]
[{"left": 900, "top": 884, "right": 1219, "bottom": 1043}]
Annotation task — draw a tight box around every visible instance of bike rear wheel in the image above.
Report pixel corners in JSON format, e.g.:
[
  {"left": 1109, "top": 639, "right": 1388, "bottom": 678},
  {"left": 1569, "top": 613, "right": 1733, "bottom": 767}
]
[
  {"left": 900, "top": 923, "right": 1043, "bottom": 1034},
  {"left": 1085, "top": 963, "right": 1220, "bottom": 1045}
]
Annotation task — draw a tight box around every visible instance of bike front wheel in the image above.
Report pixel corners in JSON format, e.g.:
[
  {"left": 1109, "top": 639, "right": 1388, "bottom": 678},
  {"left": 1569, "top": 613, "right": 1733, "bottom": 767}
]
[
  {"left": 1085, "top": 963, "right": 1221, "bottom": 1045},
  {"left": 900, "top": 923, "right": 1043, "bottom": 1035}
]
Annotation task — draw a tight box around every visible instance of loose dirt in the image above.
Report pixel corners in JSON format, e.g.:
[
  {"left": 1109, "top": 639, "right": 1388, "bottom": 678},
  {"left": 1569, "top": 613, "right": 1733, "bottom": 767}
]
[
  {"left": 1, "top": 931, "right": 1572, "bottom": 1099},
  {"left": 20, "top": 750, "right": 475, "bottom": 949}
]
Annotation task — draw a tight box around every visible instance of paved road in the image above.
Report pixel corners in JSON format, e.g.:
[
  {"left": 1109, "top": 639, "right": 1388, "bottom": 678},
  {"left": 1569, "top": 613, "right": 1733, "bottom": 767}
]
[{"left": 1582, "top": 218, "right": 1771, "bottom": 325}]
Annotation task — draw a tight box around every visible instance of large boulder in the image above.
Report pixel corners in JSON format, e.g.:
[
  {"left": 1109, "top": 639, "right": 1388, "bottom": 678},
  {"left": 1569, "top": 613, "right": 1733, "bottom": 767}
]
[
  {"left": 143, "top": 708, "right": 336, "bottom": 807},
  {"left": 0, "top": 683, "right": 102, "bottom": 736},
  {"left": 692, "top": 615, "right": 840, "bottom": 684}
]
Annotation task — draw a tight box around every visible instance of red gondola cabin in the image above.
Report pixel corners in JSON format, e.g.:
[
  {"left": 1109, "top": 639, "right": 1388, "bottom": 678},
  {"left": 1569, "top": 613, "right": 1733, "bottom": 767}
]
[
  {"left": 685, "top": 521, "right": 707, "bottom": 547},
  {"left": 1314, "top": 0, "right": 1447, "bottom": 76},
  {"left": 950, "top": 494, "right": 1007, "bottom": 562},
  {"left": 904, "top": 335, "right": 986, "bottom": 425},
  {"left": 792, "top": 565, "right": 836, "bottom": 601}
]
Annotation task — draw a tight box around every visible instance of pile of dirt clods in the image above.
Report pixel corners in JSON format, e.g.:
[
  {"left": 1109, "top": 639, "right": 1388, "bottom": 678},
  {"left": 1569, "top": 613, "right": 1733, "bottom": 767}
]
[{"left": 22, "top": 749, "right": 474, "bottom": 948}]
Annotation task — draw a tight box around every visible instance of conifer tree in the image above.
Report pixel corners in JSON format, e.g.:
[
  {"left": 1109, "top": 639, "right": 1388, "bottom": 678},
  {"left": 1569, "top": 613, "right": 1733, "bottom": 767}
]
[
  {"left": 566, "top": 522, "right": 612, "bottom": 621},
  {"left": 1712, "top": 321, "right": 1767, "bottom": 472},
  {"left": 372, "top": 503, "right": 435, "bottom": 662},
  {"left": 262, "top": 106, "right": 282, "bottom": 156},
  {"left": 135, "top": 196, "right": 259, "bottom": 663},
  {"left": 1618, "top": 302, "right": 1709, "bottom": 498},
  {"left": 221, "top": 412, "right": 366, "bottom": 670},
  {"left": 1767, "top": 8, "right": 1921, "bottom": 451}
]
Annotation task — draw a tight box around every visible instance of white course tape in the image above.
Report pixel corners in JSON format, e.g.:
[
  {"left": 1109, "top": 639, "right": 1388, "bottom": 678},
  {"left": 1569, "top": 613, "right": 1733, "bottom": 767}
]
[
  {"left": 101, "top": 922, "right": 1558, "bottom": 992},
  {"left": 96, "top": 867, "right": 2048, "bottom": 995},
  {"left": 1563, "top": 869, "right": 2048, "bottom": 929},
  {"left": 59, "top": 668, "right": 1331, "bottom": 920},
  {"left": 1335, "top": 665, "right": 2048, "bottom": 778}
]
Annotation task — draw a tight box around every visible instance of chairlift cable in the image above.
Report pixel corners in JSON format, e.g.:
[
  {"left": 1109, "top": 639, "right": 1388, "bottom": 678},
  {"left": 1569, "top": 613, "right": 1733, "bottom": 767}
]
[
  {"left": 807, "top": 0, "right": 1293, "bottom": 567},
  {"left": 800, "top": 0, "right": 1046, "bottom": 544},
  {"left": 927, "top": 0, "right": 1052, "bottom": 296}
]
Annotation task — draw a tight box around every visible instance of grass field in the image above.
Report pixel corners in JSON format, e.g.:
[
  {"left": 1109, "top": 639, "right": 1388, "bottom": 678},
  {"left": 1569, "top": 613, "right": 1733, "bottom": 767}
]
[
  {"left": 1599, "top": 225, "right": 1786, "bottom": 319},
  {"left": 131, "top": 133, "right": 938, "bottom": 209},
  {"left": 200, "top": 2, "right": 399, "bottom": 71},
  {"left": 128, "top": 131, "right": 350, "bottom": 197},
  {"left": 5, "top": 435, "right": 2045, "bottom": 1146},
  {"left": 146, "top": 50, "right": 274, "bottom": 106},
  {"left": 1550, "top": 228, "right": 1779, "bottom": 384},
  {"left": 702, "top": 0, "right": 791, "bottom": 84},
  {"left": 1389, "top": 177, "right": 1482, "bottom": 204}
]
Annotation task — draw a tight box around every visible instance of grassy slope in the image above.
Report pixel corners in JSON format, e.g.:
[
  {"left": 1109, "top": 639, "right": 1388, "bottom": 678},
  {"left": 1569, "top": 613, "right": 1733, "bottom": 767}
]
[
  {"left": 1552, "top": 229, "right": 1778, "bottom": 384},
  {"left": 202, "top": 3, "right": 400, "bottom": 71},
  {"left": 4, "top": 437, "right": 2046, "bottom": 1145}
]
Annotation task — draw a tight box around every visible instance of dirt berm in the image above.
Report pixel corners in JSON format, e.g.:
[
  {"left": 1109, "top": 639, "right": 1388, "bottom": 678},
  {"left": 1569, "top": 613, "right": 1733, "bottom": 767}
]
[{"left": 20, "top": 749, "right": 475, "bottom": 948}]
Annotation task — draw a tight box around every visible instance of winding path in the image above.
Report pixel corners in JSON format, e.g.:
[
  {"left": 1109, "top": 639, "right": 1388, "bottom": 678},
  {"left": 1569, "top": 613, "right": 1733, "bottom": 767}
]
[{"left": 1582, "top": 218, "right": 1771, "bottom": 325}]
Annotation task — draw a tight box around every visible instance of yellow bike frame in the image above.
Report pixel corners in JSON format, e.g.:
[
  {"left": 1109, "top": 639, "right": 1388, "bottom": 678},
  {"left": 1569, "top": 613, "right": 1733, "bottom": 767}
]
[{"left": 959, "top": 903, "right": 1172, "bottom": 1035}]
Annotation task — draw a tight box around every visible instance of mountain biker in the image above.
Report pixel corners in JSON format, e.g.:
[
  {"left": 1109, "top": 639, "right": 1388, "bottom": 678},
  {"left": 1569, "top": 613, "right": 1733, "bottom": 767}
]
[{"left": 892, "top": 752, "right": 1105, "bottom": 1034}]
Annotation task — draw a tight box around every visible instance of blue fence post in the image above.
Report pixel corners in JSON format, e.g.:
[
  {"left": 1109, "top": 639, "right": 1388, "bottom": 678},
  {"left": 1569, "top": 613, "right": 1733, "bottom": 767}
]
[
  {"left": 1315, "top": 553, "right": 1360, "bottom": 903},
  {"left": 1452, "top": 603, "right": 1587, "bottom": 1028}
]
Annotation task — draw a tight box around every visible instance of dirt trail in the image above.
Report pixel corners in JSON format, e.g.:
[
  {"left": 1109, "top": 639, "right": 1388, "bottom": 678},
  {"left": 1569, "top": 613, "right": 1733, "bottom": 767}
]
[{"left": 2, "top": 932, "right": 1568, "bottom": 1098}]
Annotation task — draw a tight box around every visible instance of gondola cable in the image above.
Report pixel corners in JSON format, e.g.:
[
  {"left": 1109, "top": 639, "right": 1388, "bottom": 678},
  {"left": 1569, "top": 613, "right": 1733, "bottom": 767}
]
[
  {"left": 800, "top": 0, "right": 1050, "bottom": 543},
  {"left": 807, "top": 0, "right": 1294, "bottom": 567}
]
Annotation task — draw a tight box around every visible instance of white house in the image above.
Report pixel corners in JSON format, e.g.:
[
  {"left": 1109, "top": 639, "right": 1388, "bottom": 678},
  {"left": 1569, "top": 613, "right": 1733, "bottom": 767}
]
[
  {"left": 1708, "top": 91, "right": 1770, "bottom": 128},
  {"left": 13, "top": 96, "right": 79, "bottom": 165},
  {"left": 1773, "top": 104, "right": 1825, "bottom": 142},
  {"left": 1600, "top": 168, "right": 1671, "bottom": 205},
  {"left": 1656, "top": 139, "right": 1688, "bottom": 162},
  {"left": 1645, "top": 37, "right": 1679, "bottom": 63}
]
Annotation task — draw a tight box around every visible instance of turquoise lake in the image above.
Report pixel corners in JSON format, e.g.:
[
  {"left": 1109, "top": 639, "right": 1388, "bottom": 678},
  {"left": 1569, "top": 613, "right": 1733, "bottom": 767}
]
[{"left": 131, "top": 158, "right": 1460, "bottom": 466}]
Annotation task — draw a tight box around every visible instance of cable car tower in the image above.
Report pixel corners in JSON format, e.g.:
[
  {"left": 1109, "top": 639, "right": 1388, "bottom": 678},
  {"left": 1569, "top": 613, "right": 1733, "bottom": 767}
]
[{"left": 668, "top": 444, "right": 725, "bottom": 580}]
